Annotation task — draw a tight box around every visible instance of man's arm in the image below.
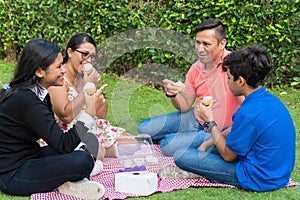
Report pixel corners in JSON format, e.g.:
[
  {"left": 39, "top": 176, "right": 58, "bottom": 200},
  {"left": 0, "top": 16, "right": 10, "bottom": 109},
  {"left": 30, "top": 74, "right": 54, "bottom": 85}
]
[{"left": 170, "top": 93, "right": 196, "bottom": 112}]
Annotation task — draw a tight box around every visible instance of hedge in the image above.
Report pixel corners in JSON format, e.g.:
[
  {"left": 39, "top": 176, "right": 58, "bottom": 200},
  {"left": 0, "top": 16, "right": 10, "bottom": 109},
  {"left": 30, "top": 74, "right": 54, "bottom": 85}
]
[{"left": 0, "top": 0, "right": 299, "bottom": 87}]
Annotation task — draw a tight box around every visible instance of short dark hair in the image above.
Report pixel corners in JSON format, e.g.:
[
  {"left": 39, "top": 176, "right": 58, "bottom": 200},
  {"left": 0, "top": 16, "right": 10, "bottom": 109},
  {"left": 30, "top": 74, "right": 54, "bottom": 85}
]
[
  {"left": 63, "top": 33, "right": 96, "bottom": 63},
  {"left": 196, "top": 18, "right": 226, "bottom": 43},
  {"left": 222, "top": 45, "right": 271, "bottom": 88}
]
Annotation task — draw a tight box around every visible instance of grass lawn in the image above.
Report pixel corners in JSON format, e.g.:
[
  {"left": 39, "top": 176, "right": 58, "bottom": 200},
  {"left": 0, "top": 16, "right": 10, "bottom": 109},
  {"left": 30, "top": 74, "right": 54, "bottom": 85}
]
[{"left": 0, "top": 61, "right": 299, "bottom": 199}]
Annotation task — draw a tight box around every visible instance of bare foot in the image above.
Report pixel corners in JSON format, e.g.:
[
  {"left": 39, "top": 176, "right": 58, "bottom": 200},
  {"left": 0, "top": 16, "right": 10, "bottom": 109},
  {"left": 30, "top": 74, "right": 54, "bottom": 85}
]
[{"left": 105, "top": 144, "right": 117, "bottom": 158}]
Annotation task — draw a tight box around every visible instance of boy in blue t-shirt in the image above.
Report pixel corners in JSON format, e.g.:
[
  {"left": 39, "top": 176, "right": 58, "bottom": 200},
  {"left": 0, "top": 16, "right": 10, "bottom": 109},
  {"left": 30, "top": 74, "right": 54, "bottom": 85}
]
[{"left": 173, "top": 45, "right": 296, "bottom": 192}]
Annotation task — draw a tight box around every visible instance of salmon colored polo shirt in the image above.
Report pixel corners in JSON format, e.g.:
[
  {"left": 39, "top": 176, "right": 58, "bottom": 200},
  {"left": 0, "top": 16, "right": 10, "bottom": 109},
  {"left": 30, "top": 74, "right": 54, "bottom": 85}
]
[{"left": 184, "top": 49, "right": 240, "bottom": 129}]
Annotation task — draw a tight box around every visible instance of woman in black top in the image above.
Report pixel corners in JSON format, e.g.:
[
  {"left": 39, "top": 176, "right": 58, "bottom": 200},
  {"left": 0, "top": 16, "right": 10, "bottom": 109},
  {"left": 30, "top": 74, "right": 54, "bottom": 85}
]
[{"left": 0, "top": 39, "right": 105, "bottom": 199}]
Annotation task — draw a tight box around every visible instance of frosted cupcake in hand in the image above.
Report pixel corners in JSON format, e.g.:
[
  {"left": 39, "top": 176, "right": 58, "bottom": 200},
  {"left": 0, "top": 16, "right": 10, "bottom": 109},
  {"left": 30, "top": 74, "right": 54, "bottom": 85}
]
[
  {"left": 175, "top": 81, "right": 185, "bottom": 93},
  {"left": 83, "top": 63, "right": 94, "bottom": 75},
  {"left": 202, "top": 96, "right": 214, "bottom": 106},
  {"left": 83, "top": 82, "right": 97, "bottom": 95}
]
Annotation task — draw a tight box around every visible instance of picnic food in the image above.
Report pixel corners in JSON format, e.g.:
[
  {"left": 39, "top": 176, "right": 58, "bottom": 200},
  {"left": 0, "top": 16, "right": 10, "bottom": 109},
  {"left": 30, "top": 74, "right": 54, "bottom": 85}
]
[
  {"left": 202, "top": 96, "right": 213, "bottom": 106},
  {"left": 83, "top": 82, "right": 97, "bottom": 95},
  {"left": 83, "top": 63, "right": 94, "bottom": 75},
  {"left": 175, "top": 81, "right": 185, "bottom": 93}
]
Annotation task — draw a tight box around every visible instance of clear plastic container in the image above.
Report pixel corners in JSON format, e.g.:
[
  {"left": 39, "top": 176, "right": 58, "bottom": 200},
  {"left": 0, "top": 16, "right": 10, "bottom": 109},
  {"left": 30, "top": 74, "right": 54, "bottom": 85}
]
[{"left": 115, "top": 134, "right": 159, "bottom": 168}]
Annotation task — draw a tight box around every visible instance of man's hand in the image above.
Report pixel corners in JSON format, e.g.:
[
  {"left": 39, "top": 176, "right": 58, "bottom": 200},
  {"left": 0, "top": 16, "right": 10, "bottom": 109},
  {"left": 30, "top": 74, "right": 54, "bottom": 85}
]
[{"left": 163, "top": 79, "right": 177, "bottom": 96}]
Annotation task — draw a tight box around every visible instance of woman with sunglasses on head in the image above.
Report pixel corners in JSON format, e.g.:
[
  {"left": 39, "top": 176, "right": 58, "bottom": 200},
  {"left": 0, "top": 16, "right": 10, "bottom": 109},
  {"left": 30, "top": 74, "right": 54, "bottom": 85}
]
[{"left": 0, "top": 38, "right": 105, "bottom": 199}]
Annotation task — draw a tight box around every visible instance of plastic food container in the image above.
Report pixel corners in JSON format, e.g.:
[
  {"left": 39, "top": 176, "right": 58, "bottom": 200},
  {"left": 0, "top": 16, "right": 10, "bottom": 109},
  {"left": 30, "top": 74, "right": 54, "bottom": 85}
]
[{"left": 115, "top": 134, "right": 159, "bottom": 168}]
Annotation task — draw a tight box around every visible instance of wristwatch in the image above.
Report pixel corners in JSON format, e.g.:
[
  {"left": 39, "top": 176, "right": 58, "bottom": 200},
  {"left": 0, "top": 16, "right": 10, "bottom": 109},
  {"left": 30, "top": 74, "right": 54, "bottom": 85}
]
[
  {"left": 203, "top": 121, "right": 217, "bottom": 132},
  {"left": 165, "top": 92, "right": 177, "bottom": 98}
]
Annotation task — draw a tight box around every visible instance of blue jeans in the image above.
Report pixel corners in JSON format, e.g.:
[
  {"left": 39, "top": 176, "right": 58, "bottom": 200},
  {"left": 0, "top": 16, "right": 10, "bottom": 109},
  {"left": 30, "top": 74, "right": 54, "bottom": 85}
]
[
  {"left": 160, "top": 131, "right": 212, "bottom": 156},
  {"left": 173, "top": 147, "right": 242, "bottom": 188},
  {"left": 137, "top": 108, "right": 207, "bottom": 156},
  {"left": 137, "top": 108, "right": 202, "bottom": 140},
  {"left": 0, "top": 146, "right": 94, "bottom": 196}
]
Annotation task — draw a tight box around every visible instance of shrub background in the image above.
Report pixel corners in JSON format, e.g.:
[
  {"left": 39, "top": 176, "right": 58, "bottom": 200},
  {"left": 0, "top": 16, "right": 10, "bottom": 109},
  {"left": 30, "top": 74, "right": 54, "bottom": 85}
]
[{"left": 0, "top": 0, "right": 299, "bottom": 86}]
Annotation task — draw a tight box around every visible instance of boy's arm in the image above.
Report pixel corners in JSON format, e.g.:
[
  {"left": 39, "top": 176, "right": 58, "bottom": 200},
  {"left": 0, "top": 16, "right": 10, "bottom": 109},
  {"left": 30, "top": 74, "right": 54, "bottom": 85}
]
[{"left": 197, "top": 127, "right": 231, "bottom": 151}]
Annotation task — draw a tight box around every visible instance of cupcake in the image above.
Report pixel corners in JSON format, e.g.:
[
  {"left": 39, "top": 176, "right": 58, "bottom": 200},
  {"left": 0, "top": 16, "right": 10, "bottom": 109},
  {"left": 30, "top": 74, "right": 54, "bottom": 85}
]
[
  {"left": 202, "top": 96, "right": 213, "bottom": 106},
  {"left": 175, "top": 81, "right": 185, "bottom": 93},
  {"left": 83, "top": 82, "right": 97, "bottom": 95},
  {"left": 83, "top": 63, "right": 94, "bottom": 75}
]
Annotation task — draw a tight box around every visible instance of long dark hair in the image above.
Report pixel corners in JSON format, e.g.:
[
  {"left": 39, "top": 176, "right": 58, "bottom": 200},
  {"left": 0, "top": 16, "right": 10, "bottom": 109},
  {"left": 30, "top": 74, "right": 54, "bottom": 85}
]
[
  {"left": 63, "top": 33, "right": 96, "bottom": 64},
  {"left": 0, "top": 39, "right": 61, "bottom": 103}
]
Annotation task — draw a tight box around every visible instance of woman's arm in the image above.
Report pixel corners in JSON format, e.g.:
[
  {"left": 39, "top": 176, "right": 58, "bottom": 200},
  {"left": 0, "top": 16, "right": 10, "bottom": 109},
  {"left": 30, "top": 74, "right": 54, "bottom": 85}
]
[
  {"left": 48, "top": 81, "right": 85, "bottom": 123},
  {"left": 96, "top": 102, "right": 108, "bottom": 119}
]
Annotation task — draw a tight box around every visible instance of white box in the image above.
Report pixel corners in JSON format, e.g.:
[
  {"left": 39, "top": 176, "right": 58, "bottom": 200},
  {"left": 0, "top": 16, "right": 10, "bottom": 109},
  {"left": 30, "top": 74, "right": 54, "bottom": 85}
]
[{"left": 115, "top": 171, "right": 158, "bottom": 195}]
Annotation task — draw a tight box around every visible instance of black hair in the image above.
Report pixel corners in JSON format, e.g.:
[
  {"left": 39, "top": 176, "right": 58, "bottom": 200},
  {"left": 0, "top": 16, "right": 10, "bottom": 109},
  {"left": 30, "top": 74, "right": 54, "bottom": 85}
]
[
  {"left": 63, "top": 33, "right": 96, "bottom": 64},
  {"left": 0, "top": 38, "right": 60, "bottom": 103},
  {"left": 222, "top": 45, "right": 271, "bottom": 88},
  {"left": 196, "top": 18, "right": 226, "bottom": 43}
]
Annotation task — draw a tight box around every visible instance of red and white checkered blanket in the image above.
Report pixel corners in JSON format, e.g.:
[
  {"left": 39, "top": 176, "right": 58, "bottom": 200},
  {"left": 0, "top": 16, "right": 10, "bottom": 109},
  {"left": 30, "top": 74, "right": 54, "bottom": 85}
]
[{"left": 31, "top": 145, "right": 298, "bottom": 200}]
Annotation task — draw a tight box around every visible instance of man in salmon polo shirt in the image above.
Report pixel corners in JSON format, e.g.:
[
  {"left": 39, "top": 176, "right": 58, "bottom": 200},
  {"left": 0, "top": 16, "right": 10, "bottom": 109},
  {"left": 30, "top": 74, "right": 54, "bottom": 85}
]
[{"left": 137, "top": 18, "right": 244, "bottom": 157}]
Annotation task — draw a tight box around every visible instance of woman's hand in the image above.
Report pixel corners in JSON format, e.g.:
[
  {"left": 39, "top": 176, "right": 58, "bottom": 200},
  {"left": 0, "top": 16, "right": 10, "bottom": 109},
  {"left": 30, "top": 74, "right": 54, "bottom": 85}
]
[
  {"left": 84, "top": 84, "right": 108, "bottom": 117},
  {"left": 95, "top": 84, "right": 108, "bottom": 110},
  {"left": 83, "top": 68, "right": 100, "bottom": 86}
]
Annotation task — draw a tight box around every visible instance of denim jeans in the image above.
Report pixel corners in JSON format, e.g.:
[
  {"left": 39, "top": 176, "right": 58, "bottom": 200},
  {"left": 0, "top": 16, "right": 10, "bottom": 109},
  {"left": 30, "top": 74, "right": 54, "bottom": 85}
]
[
  {"left": 137, "top": 108, "right": 207, "bottom": 156},
  {"left": 137, "top": 108, "right": 202, "bottom": 140},
  {"left": 0, "top": 146, "right": 94, "bottom": 196},
  {"left": 173, "top": 147, "right": 242, "bottom": 188},
  {"left": 160, "top": 130, "right": 212, "bottom": 156}
]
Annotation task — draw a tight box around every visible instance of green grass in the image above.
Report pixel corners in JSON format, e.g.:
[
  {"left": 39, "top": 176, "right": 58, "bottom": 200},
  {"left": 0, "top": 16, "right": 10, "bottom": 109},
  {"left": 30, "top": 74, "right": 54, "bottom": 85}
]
[{"left": 0, "top": 60, "right": 299, "bottom": 200}]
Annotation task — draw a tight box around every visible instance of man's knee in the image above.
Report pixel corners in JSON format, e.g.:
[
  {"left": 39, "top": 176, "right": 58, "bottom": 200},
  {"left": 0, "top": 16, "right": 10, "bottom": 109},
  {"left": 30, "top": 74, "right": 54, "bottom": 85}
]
[
  {"left": 136, "top": 118, "right": 149, "bottom": 134},
  {"left": 160, "top": 138, "right": 177, "bottom": 157}
]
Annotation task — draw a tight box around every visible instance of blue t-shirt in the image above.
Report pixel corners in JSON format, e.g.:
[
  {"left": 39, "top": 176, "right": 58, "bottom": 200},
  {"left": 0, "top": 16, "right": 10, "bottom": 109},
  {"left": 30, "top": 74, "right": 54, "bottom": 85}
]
[{"left": 226, "top": 87, "right": 295, "bottom": 191}]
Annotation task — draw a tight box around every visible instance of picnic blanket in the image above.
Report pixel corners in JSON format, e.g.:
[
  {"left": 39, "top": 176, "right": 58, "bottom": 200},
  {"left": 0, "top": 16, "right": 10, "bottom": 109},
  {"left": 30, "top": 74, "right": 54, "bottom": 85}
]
[{"left": 31, "top": 145, "right": 299, "bottom": 200}]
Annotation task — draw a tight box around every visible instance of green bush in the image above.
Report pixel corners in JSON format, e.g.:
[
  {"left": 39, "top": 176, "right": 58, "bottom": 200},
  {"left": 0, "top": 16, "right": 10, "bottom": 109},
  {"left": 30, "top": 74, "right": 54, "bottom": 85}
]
[{"left": 0, "top": 0, "right": 299, "bottom": 87}]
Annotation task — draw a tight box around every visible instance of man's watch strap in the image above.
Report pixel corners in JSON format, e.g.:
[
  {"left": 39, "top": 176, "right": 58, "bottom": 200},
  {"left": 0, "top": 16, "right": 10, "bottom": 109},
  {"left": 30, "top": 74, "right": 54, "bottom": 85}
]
[
  {"left": 203, "top": 121, "right": 217, "bottom": 132},
  {"left": 166, "top": 92, "right": 177, "bottom": 98}
]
